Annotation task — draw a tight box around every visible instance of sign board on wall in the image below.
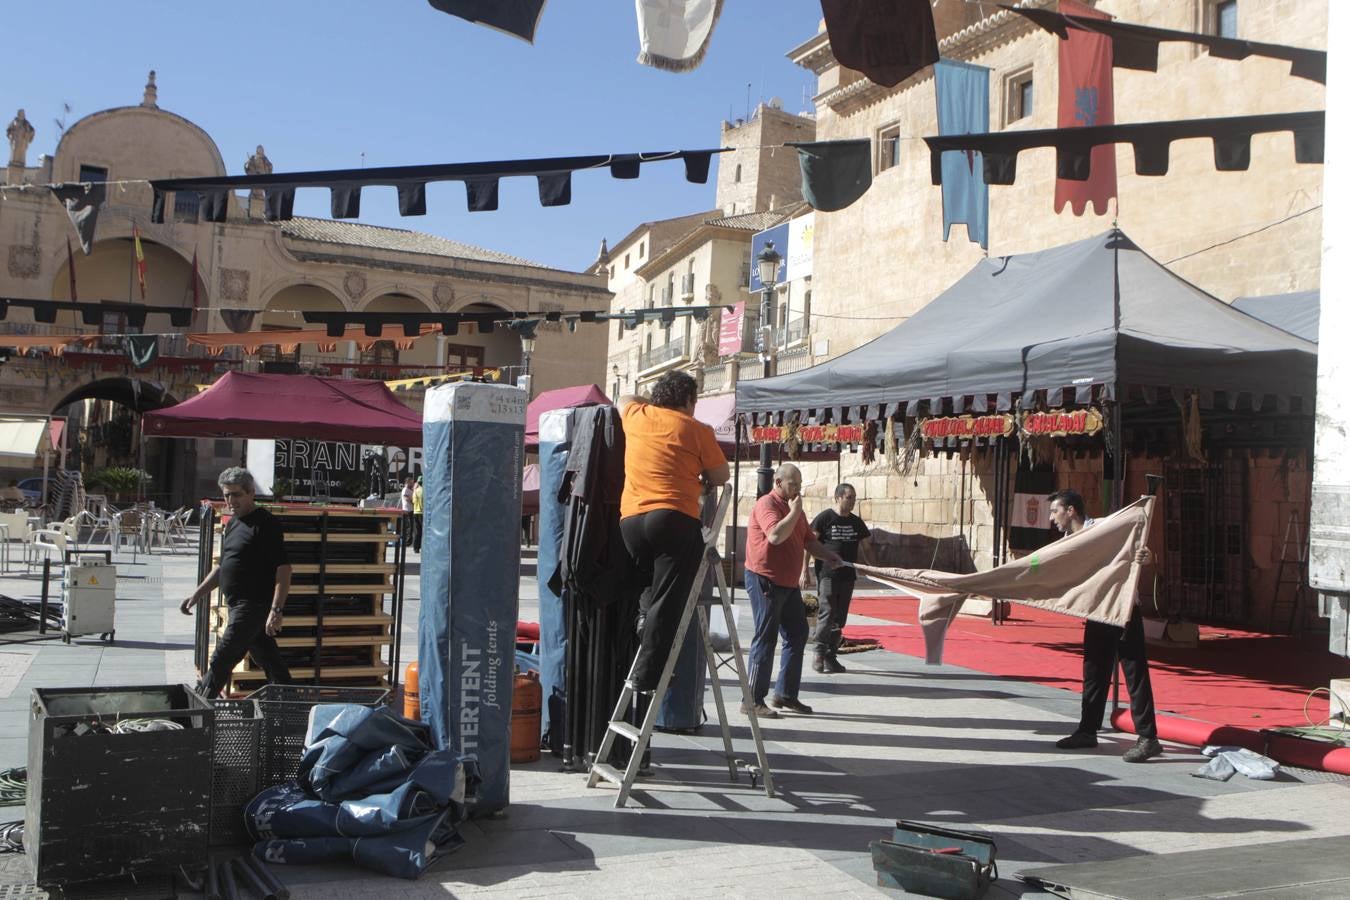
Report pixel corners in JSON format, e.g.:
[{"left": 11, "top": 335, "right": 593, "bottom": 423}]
[
  {"left": 749, "top": 223, "right": 789, "bottom": 292},
  {"left": 246, "top": 438, "right": 420, "bottom": 500},
  {"left": 787, "top": 213, "right": 814, "bottom": 281},
  {"left": 719, "top": 302, "right": 745, "bottom": 356}
]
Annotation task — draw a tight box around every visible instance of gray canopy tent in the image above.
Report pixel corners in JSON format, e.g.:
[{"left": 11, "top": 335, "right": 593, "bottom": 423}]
[
  {"left": 737, "top": 230, "right": 1316, "bottom": 418},
  {"left": 1233, "top": 290, "right": 1320, "bottom": 343},
  {"left": 735, "top": 230, "right": 1318, "bottom": 592}
]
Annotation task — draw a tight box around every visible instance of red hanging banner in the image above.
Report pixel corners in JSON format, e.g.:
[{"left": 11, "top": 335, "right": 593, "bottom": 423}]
[{"left": 1055, "top": 0, "right": 1117, "bottom": 216}]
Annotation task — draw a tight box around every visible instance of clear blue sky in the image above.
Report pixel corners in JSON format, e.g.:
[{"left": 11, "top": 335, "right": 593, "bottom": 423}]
[{"left": 4, "top": 1, "right": 826, "bottom": 272}]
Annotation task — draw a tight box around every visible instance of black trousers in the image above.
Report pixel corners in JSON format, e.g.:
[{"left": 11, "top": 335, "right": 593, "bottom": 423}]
[
  {"left": 413, "top": 514, "right": 424, "bottom": 553},
  {"left": 813, "top": 574, "right": 856, "bottom": 652},
  {"left": 201, "top": 600, "right": 291, "bottom": 699},
  {"left": 1078, "top": 606, "right": 1157, "bottom": 738},
  {"left": 620, "top": 509, "right": 705, "bottom": 691}
]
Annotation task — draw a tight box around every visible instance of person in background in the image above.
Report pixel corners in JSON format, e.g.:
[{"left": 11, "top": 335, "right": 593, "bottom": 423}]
[
  {"left": 744, "top": 463, "right": 844, "bottom": 719},
  {"left": 802, "top": 483, "right": 871, "bottom": 674},
  {"left": 1048, "top": 489, "right": 1163, "bottom": 763},
  {"left": 400, "top": 476, "right": 416, "bottom": 545},
  {"left": 182, "top": 467, "right": 291, "bottom": 698},
  {"left": 412, "top": 475, "right": 424, "bottom": 553},
  {"left": 618, "top": 371, "right": 729, "bottom": 692}
]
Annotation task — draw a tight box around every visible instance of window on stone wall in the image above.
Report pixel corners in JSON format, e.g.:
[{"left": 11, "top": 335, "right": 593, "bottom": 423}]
[
  {"left": 360, "top": 340, "right": 399, "bottom": 368},
  {"left": 78, "top": 164, "right": 108, "bottom": 184},
  {"left": 1203, "top": 0, "right": 1238, "bottom": 39},
  {"left": 1004, "top": 68, "right": 1034, "bottom": 125},
  {"left": 174, "top": 191, "right": 200, "bottom": 224},
  {"left": 624, "top": 253, "right": 630, "bottom": 269},
  {"left": 735, "top": 163, "right": 742, "bottom": 183},
  {"left": 876, "top": 123, "right": 902, "bottom": 173},
  {"left": 639, "top": 241, "right": 645, "bottom": 259}
]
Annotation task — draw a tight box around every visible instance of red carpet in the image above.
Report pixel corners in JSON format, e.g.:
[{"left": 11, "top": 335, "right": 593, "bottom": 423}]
[{"left": 845, "top": 596, "right": 1350, "bottom": 729}]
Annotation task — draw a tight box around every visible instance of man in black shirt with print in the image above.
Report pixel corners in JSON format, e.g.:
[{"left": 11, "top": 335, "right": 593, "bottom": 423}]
[
  {"left": 803, "top": 483, "right": 870, "bottom": 674},
  {"left": 182, "top": 467, "right": 292, "bottom": 698}
]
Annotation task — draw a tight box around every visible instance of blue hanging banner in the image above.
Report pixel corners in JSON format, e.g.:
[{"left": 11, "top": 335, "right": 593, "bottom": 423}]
[{"left": 935, "top": 58, "right": 991, "bottom": 249}]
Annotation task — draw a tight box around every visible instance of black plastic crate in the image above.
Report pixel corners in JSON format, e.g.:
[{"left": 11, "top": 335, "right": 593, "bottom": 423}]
[
  {"left": 25, "top": 685, "right": 213, "bottom": 887},
  {"left": 247, "top": 685, "right": 390, "bottom": 787},
  {"left": 209, "top": 698, "right": 262, "bottom": 846}
]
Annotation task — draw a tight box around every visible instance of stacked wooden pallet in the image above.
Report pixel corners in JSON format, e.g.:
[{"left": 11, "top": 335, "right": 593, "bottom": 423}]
[{"left": 208, "top": 505, "right": 403, "bottom": 695}]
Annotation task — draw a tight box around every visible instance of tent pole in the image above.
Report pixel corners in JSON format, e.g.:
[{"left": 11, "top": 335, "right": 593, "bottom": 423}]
[
  {"left": 730, "top": 416, "right": 741, "bottom": 607},
  {"left": 1111, "top": 400, "right": 1124, "bottom": 513}
]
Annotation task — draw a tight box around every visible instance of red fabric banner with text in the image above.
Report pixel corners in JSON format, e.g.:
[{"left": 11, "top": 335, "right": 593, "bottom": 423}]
[{"left": 1055, "top": 0, "right": 1117, "bottom": 216}]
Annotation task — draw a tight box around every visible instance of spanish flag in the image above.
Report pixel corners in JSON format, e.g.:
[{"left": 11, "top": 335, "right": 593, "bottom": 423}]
[{"left": 133, "top": 224, "right": 147, "bottom": 301}]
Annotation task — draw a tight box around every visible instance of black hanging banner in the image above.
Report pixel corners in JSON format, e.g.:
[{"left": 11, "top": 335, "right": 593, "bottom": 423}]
[{"left": 149, "top": 150, "right": 724, "bottom": 224}]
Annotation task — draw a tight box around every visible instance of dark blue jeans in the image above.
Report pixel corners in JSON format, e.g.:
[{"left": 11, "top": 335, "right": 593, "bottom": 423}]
[{"left": 746, "top": 571, "right": 808, "bottom": 705}]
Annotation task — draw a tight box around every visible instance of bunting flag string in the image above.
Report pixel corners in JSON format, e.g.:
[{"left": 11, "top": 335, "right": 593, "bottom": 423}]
[
  {"left": 923, "top": 111, "right": 1325, "bottom": 187},
  {"left": 147, "top": 150, "right": 724, "bottom": 224},
  {"left": 1004, "top": 5, "right": 1327, "bottom": 84}
]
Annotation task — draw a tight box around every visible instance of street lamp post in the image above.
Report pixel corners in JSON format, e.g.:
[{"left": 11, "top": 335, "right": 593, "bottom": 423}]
[
  {"left": 755, "top": 240, "right": 782, "bottom": 498},
  {"left": 509, "top": 319, "right": 539, "bottom": 398}
]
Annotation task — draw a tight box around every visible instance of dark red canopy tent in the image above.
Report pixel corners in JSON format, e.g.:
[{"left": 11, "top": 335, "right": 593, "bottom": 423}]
[
  {"left": 142, "top": 371, "right": 423, "bottom": 446},
  {"left": 524, "top": 384, "right": 609, "bottom": 450}
]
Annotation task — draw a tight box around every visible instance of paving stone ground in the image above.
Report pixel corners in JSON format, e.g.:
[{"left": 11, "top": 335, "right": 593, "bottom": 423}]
[{"left": 1, "top": 540, "right": 1347, "bottom": 898}]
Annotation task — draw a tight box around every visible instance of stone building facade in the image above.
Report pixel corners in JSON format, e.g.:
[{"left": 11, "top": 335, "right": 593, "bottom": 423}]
[
  {"left": 774, "top": 0, "right": 1326, "bottom": 630},
  {"left": 601, "top": 103, "right": 815, "bottom": 400},
  {"left": 0, "top": 75, "right": 609, "bottom": 503}
]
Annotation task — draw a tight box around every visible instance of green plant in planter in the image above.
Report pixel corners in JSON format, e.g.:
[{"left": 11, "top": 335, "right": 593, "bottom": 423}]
[{"left": 89, "top": 467, "right": 152, "bottom": 503}]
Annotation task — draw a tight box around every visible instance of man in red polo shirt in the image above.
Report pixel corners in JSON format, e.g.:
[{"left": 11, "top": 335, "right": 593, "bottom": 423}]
[{"left": 744, "top": 463, "right": 844, "bottom": 718}]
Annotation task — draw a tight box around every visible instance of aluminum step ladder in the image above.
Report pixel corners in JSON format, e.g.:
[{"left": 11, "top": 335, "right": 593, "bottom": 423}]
[{"left": 586, "top": 486, "right": 775, "bottom": 808}]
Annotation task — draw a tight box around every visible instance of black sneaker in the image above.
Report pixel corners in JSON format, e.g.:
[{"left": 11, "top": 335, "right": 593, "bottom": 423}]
[
  {"left": 740, "top": 701, "right": 779, "bottom": 719},
  {"left": 823, "top": 655, "right": 846, "bottom": 674},
  {"left": 1122, "top": 736, "right": 1163, "bottom": 763},
  {"left": 768, "top": 695, "right": 813, "bottom": 715},
  {"left": 1055, "top": 731, "right": 1098, "bottom": 749}
]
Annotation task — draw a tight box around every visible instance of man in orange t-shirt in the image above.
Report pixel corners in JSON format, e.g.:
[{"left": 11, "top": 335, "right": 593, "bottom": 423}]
[
  {"left": 744, "top": 463, "right": 843, "bottom": 718},
  {"left": 618, "top": 371, "right": 729, "bottom": 692}
]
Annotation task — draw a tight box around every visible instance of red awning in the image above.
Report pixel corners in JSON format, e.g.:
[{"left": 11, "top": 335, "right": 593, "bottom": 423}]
[
  {"left": 142, "top": 371, "right": 423, "bottom": 446},
  {"left": 524, "top": 384, "right": 610, "bottom": 449}
]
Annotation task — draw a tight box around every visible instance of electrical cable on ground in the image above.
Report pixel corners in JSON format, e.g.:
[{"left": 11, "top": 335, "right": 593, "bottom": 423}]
[
  {"left": 0, "top": 820, "right": 23, "bottom": 853},
  {"left": 0, "top": 767, "right": 26, "bottom": 806}
]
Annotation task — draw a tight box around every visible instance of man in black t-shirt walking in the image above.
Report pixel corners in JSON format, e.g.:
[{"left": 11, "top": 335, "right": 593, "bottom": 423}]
[
  {"left": 182, "top": 467, "right": 292, "bottom": 698},
  {"left": 803, "top": 483, "right": 871, "bottom": 674}
]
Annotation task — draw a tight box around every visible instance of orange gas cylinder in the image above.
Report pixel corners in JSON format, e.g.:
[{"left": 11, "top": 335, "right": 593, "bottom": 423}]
[
  {"left": 403, "top": 661, "right": 420, "bottom": 720},
  {"left": 510, "top": 670, "right": 542, "bottom": 764}
]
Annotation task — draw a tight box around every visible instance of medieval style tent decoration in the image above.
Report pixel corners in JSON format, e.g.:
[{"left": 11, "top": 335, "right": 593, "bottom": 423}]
[
  {"left": 50, "top": 182, "right": 106, "bottom": 254},
  {"left": 933, "top": 59, "right": 991, "bottom": 247},
  {"left": 735, "top": 230, "right": 1317, "bottom": 420},
  {"left": 148, "top": 150, "right": 724, "bottom": 224},
  {"left": 1005, "top": 5, "right": 1327, "bottom": 84},
  {"left": 1053, "top": 0, "right": 1117, "bottom": 216},
  {"left": 923, "top": 111, "right": 1324, "bottom": 187}
]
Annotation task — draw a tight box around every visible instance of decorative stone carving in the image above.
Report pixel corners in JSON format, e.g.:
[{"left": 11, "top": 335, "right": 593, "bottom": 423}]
[
  {"left": 7, "top": 109, "right": 34, "bottom": 166},
  {"left": 343, "top": 271, "right": 367, "bottom": 300},
  {"left": 245, "top": 145, "right": 272, "bottom": 203},
  {"left": 433, "top": 282, "right": 456, "bottom": 310},
  {"left": 218, "top": 268, "right": 250, "bottom": 302},
  {"left": 7, "top": 222, "right": 40, "bottom": 279},
  {"left": 7, "top": 245, "right": 39, "bottom": 279}
]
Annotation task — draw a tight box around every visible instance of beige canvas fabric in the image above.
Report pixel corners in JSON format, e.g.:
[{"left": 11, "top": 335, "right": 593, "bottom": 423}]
[{"left": 855, "top": 496, "right": 1154, "bottom": 663}]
